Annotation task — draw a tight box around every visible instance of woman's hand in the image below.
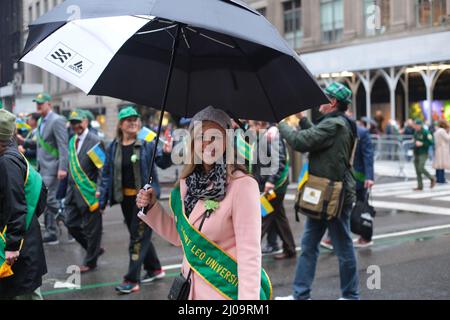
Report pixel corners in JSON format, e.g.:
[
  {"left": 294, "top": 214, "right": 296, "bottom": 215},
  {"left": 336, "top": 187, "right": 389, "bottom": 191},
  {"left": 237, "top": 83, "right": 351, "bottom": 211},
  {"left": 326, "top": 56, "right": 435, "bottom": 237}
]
[
  {"left": 136, "top": 187, "right": 157, "bottom": 210},
  {"left": 163, "top": 135, "right": 173, "bottom": 154}
]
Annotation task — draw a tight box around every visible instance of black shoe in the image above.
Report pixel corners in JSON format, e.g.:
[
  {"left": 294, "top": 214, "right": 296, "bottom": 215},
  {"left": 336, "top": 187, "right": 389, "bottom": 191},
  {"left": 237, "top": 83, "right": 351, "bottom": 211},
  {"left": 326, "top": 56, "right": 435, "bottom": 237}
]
[
  {"left": 262, "top": 245, "right": 282, "bottom": 255},
  {"left": 43, "top": 235, "right": 59, "bottom": 245}
]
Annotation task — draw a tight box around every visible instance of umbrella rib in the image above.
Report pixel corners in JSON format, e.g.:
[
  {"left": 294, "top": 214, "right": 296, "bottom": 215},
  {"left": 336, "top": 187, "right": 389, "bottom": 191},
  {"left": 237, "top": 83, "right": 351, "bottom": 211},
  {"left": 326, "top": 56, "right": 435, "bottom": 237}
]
[
  {"left": 185, "top": 27, "right": 235, "bottom": 49},
  {"left": 136, "top": 24, "right": 177, "bottom": 35}
]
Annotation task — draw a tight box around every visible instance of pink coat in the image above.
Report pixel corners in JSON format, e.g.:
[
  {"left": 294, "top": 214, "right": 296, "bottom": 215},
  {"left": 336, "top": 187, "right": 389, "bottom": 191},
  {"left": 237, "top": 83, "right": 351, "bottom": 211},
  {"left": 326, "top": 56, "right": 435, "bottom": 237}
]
[
  {"left": 433, "top": 128, "right": 450, "bottom": 170},
  {"left": 139, "top": 171, "right": 263, "bottom": 300}
]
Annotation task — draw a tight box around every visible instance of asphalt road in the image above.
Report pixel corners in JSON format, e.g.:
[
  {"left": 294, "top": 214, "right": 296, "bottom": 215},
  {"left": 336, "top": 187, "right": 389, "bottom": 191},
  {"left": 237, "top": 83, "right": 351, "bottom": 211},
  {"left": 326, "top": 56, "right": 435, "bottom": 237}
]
[{"left": 39, "top": 177, "right": 450, "bottom": 300}]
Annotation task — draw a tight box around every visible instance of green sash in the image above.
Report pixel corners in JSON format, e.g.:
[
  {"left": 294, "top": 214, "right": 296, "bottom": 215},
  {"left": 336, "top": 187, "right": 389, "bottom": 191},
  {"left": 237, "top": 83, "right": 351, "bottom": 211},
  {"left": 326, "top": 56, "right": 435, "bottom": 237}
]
[
  {"left": 169, "top": 186, "right": 272, "bottom": 300},
  {"left": 69, "top": 136, "right": 99, "bottom": 212},
  {"left": 274, "top": 150, "right": 290, "bottom": 191},
  {"left": 37, "top": 118, "right": 59, "bottom": 158},
  {"left": 1, "top": 156, "right": 42, "bottom": 278}
]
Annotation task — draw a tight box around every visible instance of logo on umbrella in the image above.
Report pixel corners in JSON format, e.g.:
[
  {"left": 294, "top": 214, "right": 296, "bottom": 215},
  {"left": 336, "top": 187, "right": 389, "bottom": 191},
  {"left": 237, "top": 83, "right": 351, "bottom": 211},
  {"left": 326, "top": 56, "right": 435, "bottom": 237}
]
[
  {"left": 69, "top": 61, "right": 83, "bottom": 74},
  {"left": 51, "top": 48, "right": 72, "bottom": 63}
]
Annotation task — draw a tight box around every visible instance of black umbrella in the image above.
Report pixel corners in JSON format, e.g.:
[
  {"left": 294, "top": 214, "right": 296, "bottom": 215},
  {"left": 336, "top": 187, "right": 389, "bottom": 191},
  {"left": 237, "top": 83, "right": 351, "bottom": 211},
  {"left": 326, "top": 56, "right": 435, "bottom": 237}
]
[{"left": 21, "top": 0, "right": 327, "bottom": 189}]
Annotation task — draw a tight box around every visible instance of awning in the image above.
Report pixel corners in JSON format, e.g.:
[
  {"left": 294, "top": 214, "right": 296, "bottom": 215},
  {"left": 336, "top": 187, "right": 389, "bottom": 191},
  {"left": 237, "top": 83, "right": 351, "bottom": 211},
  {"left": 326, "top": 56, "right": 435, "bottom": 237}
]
[{"left": 300, "top": 30, "right": 450, "bottom": 76}]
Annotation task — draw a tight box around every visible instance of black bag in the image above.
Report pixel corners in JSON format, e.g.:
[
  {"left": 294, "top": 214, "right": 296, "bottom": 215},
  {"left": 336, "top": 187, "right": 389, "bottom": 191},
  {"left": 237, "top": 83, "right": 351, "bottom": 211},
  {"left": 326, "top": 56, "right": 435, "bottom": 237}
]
[
  {"left": 350, "top": 192, "right": 376, "bottom": 241},
  {"left": 167, "top": 211, "right": 209, "bottom": 300},
  {"left": 168, "top": 272, "right": 192, "bottom": 300}
]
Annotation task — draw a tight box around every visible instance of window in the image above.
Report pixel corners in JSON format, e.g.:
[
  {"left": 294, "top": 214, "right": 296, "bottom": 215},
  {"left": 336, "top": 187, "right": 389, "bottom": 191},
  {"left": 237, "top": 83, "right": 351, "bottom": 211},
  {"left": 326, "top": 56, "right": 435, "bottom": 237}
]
[
  {"left": 44, "top": 0, "right": 49, "bottom": 13},
  {"left": 320, "top": 0, "right": 344, "bottom": 44},
  {"left": 416, "top": 0, "right": 447, "bottom": 27},
  {"left": 36, "top": 2, "right": 41, "bottom": 18},
  {"left": 28, "top": 6, "right": 33, "bottom": 24},
  {"left": 363, "top": 0, "right": 390, "bottom": 36},
  {"left": 283, "top": 0, "right": 303, "bottom": 49}
]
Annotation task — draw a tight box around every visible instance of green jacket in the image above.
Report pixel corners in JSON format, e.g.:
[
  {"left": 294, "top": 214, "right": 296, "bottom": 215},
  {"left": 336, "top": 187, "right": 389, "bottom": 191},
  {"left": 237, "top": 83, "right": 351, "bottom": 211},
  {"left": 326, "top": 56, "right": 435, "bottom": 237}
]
[
  {"left": 414, "top": 128, "right": 433, "bottom": 155},
  {"left": 279, "top": 112, "right": 356, "bottom": 205}
]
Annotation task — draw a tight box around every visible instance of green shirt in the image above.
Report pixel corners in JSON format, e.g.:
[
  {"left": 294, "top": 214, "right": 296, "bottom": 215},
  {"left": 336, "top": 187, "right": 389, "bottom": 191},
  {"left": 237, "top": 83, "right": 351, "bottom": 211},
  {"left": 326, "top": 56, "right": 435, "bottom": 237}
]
[{"left": 414, "top": 128, "right": 433, "bottom": 155}]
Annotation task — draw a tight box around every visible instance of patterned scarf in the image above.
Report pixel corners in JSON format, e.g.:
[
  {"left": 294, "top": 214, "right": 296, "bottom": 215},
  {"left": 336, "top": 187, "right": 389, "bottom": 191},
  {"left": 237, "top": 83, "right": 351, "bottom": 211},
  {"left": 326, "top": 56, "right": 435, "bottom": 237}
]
[{"left": 184, "top": 164, "right": 227, "bottom": 217}]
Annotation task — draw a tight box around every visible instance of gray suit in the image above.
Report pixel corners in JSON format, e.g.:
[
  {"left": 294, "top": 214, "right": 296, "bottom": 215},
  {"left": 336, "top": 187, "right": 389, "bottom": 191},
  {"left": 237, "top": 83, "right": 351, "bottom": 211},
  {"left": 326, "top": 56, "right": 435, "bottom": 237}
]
[
  {"left": 37, "top": 111, "right": 69, "bottom": 239},
  {"left": 65, "top": 131, "right": 104, "bottom": 267}
]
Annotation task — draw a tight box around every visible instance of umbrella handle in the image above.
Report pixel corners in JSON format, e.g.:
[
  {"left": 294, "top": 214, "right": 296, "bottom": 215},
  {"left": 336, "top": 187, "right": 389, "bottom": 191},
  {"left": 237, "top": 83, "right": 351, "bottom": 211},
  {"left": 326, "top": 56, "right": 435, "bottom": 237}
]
[{"left": 137, "top": 183, "right": 153, "bottom": 217}]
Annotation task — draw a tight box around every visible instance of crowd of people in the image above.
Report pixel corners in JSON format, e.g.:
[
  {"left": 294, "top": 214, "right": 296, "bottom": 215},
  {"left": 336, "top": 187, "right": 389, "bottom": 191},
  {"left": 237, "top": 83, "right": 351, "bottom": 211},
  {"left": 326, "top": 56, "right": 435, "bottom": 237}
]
[{"left": 0, "top": 81, "right": 448, "bottom": 300}]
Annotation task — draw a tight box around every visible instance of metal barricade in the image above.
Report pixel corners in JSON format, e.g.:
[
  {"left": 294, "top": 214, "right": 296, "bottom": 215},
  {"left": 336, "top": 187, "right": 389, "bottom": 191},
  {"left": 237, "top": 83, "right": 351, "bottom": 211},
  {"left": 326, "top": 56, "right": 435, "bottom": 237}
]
[{"left": 371, "top": 134, "right": 415, "bottom": 181}]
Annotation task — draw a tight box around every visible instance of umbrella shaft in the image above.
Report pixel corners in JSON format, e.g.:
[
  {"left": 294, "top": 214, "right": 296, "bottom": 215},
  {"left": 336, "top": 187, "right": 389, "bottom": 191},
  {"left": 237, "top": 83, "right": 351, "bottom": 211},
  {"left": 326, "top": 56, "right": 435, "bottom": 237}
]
[{"left": 147, "top": 23, "right": 181, "bottom": 193}]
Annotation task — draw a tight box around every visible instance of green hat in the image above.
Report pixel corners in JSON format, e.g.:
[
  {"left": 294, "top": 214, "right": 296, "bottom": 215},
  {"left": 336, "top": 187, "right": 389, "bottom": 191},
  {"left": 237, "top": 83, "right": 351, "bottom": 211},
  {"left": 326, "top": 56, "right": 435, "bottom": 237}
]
[
  {"left": 415, "top": 119, "right": 423, "bottom": 125},
  {"left": 82, "top": 109, "right": 95, "bottom": 122},
  {"left": 324, "top": 82, "right": 352, "bottom": 105},
  {"left": 33, "top": 92, "right": 52, "bottom": 104},
  {"left": 0, "top": 109, "right": 17, "bottom": 141},
  {"left": 118, "top": 106, "right": 140, "bottom": 121},
  {"left": 68, "top": 109, "right": 87, "bottom": 122}
]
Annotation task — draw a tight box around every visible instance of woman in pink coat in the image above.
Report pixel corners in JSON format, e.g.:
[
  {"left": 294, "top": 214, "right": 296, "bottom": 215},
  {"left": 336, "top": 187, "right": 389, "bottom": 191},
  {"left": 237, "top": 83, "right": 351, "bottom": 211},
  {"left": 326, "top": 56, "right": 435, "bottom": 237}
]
[
  {"left": 136, "top": 106, "right": 271, "bottom": 300},
  {"left": 433, "top": 119, "right": 450, "bottom": 184}
]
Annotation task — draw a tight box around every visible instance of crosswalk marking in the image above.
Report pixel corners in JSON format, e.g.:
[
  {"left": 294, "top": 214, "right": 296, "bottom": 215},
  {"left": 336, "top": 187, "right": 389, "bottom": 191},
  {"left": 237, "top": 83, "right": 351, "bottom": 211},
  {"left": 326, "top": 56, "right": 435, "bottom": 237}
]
[{"left": 372, "top": 201, "right": 450, "bottom": 215}]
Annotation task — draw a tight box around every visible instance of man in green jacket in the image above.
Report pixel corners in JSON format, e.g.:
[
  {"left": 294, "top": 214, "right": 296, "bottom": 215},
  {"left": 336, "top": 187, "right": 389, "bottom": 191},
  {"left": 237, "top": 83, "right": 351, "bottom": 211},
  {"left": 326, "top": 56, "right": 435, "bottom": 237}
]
[
  {"left": 413, "top": 120, "right": 436, "bottom": 191},
  {"left": 276, "top": 82, "right": 359, "bottom": 300}
]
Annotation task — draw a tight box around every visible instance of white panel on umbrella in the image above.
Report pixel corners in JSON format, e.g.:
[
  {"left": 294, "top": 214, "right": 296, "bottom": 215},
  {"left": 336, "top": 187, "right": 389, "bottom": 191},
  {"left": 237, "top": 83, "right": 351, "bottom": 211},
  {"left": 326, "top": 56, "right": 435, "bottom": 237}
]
[{"left": 22, "top": 15, "right": 153, "bottom": 93}]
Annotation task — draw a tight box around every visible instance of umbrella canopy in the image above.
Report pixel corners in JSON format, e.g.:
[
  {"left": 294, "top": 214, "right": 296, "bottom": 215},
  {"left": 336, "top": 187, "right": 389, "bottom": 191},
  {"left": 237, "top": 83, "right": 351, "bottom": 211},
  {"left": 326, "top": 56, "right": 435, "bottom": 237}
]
[{"left": 21, "top": 0, "right": 328, "bottom": 122}]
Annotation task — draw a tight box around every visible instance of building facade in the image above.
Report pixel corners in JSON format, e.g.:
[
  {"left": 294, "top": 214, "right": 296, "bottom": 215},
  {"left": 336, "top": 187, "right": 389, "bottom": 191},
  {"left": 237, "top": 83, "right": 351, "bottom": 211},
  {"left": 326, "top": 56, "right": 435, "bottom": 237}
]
[{"left": 246, "top": 0, "right": 450, "bottom": 127}]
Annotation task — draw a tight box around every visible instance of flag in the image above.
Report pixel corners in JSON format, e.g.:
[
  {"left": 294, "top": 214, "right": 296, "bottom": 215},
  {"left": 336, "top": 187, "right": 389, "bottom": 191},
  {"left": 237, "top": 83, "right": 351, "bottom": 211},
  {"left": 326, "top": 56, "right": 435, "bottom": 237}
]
[
  {"left": 297, "top": 161, "right": 309, "bottom": 190},
  {"left": 16, "top": 118, "right": 31, "bottom": 131},
  {"left": 260, "top": 194, "right": 274, "bottom": 218},
  {"left": 236, "top": 130, "right": 253, "bottom": 162},
  {"left": 138, "top": 127, "right": 157, "bottom": 143},
  {"left": 87, "top": 143, "right": 106, "bottom": 169}
]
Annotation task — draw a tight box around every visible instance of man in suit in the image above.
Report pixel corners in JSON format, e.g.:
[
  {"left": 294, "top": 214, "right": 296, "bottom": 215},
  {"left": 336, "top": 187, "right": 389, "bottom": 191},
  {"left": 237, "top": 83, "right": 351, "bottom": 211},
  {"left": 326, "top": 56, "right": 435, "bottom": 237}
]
[
  {"left": 35, "top": 92, "right": 69, "bottom": 244},
  {"left": 65, "top": 110, "right": 105, "bottom": 273}
]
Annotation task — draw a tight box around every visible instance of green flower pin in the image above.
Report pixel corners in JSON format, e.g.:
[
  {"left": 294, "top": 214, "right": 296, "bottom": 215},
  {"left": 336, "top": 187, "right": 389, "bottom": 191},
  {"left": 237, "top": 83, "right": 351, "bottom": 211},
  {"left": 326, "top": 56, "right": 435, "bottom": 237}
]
[
  {"left": 131, "top": 154, "right": 139, "bottom": 163},
  {"left": 204, "top": 200, "right": 220, "bottom": 213}
]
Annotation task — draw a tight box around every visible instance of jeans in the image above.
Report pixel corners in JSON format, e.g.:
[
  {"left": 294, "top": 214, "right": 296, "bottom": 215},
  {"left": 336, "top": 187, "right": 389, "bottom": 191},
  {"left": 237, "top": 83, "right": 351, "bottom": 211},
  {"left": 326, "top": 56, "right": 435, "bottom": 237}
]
[
  {"left": 121, "top": 196, "right": 162, "bottom": 283},
  {"left": 293, "top": 204, "right": 359, "bottom": 300}
]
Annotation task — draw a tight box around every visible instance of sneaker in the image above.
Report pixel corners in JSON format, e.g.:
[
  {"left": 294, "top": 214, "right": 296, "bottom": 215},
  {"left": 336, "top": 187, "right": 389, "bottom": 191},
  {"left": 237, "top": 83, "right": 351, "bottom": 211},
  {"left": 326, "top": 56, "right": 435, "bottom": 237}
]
[
  {"left": 320, "top": 239, "right": 333, "bottom": 250},
  {"left": 275, "top": 295, "right": 295, "bottom": 300},
  {"left": 67, "top": 234, "right": 76, "bottom": 243},
  {"left": 115, "top": 281, "right": 140, "bottom": 294},
  {"left": 262, "top": 245, "right": 282, "bottom": 255},
  {"left": 413, "top": 188, "right": 423, "bottom": 192},
  {"left": 141, "top": 269, "right": 166, "bottom": 284},
  {"left": 354, "top": 238, "right": 374, "bottom": 248},
  {"left": 43, "top": 235, "right": 59, "bottom": 245}
]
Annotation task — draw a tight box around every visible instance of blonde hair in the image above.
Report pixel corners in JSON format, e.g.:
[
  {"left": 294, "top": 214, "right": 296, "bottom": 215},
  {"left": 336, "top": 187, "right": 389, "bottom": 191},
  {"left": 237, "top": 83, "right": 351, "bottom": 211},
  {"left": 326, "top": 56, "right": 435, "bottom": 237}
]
[{"left": 179, "top": 127, "right": 248, "bottom": 182}]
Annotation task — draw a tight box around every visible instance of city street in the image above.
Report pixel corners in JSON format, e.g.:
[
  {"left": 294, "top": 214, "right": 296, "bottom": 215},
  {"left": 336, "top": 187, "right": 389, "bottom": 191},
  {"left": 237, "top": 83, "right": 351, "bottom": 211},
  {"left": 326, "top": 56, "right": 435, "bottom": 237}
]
[{"left": 39, "top": 166, "right": 450, "bottom": 300}]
